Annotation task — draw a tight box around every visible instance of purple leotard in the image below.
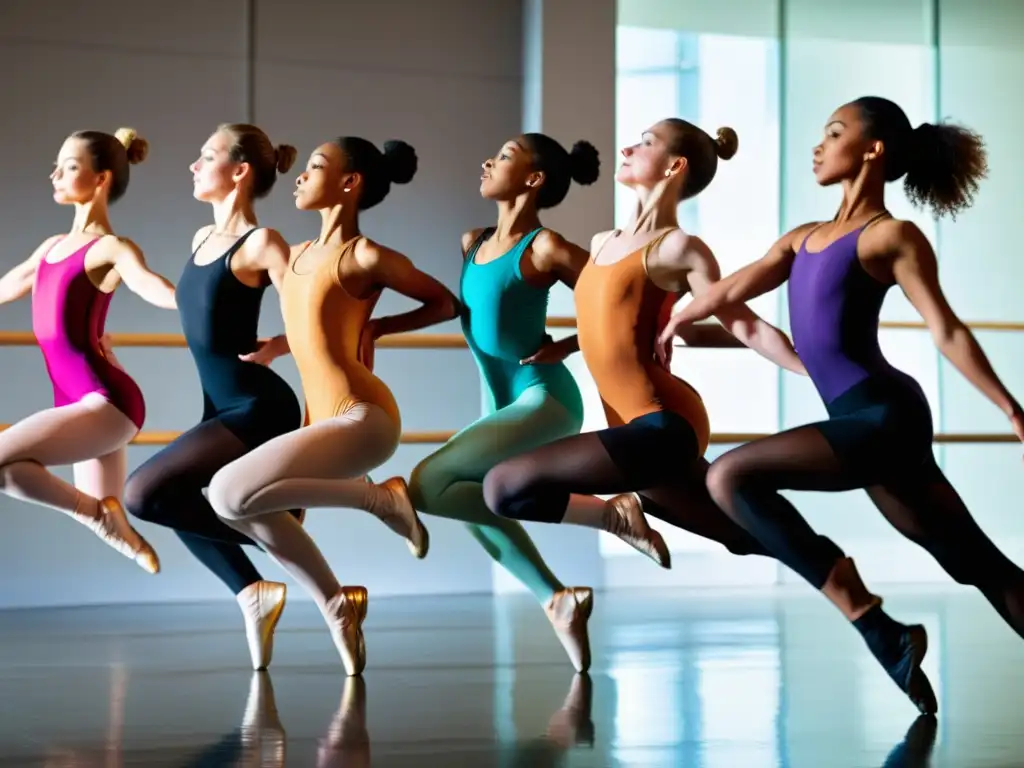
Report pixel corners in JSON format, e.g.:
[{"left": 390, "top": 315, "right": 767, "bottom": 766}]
[
  {"left": 31, "top": 238, "right": 146, "bottom": 429},
  {"left": 787, "top": 219, "right": 897, "bottom": 404}
]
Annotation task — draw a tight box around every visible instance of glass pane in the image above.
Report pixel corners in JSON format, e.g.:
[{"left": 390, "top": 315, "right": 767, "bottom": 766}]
[
  {"left": 617, "top": 25, "right": 681, "bottom": 71},
  {"left": 940, "top": 331, "right": 1024, "bottom": 433},
  {"left": 782, "top": 0, "right": 935, "bottom": 324},
  {"left": 941, "top": 443, "right": 1024, "bottom": 564},
  {"left": 937, "top": 0, "right": 1024, "bottom": 320}
]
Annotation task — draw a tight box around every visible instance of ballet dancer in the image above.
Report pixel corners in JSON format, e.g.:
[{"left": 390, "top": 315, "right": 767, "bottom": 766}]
[
  {"left": 206, "top": 136, "right": 459, "bottom": 675},
  {"left": 400, "top": 133, "right": 609, "bottom": 672},
  {"left": 124, "top": 124, "right": 304, "bottom": 671},
  {"left": 482, "top": 119, "right": 808, "bottom": 590},
  {"left": 655, "top": 96, "right": 1024, "bottom": 715},
  {"left": 0, "top": 127, "right": 174, "bottom": 574}
]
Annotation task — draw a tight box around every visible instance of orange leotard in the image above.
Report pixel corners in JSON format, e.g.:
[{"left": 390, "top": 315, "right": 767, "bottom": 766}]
[
  {"left": 573, "top": 230, "right": 710, "bottom": 455},
  {"left": 281, "top": 237, "right": 400, "bottom": 427}
]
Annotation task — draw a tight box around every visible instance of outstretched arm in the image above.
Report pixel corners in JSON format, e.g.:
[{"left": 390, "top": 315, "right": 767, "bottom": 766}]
[
  {"left": 0, "top": 235, "right": 62, "bottom": 305},
  {"left": 648, "top": 231, "right": 805, "bottom": 373},
  {"left": 683, "top": 239, "right": 806, "bottom": 374},
  {"left": 892, "top": 221, "right": 1022, "bottom": 429},
  {"left": 113, "top": 239, "right": 177, "bottom": 309},
  {"left": 660, "top": 223, "right": 811, "bottom": 333}
]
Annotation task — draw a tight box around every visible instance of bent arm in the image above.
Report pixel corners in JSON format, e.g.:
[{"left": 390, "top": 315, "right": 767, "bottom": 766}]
[{"left": 364, "top": 244, "right": 459, "bottom": 336}]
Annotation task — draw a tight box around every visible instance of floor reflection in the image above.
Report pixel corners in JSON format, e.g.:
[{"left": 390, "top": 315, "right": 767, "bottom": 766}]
[{"left": 0, "top": 588, "right": 1017, "bottom": 766}]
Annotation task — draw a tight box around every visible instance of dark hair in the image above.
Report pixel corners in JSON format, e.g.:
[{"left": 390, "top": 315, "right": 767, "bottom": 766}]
[
  {"left": 852, "top": 96, "right": 987, "bottom": 219},
  {"left": 663, "top": 119, "right": 738, "bottom": 200},
  {"left": 520, "top": 134, "right": 600, "bottom": 210},
  {"left": 219, "top": 123, "right": 296, "bottom": 199},
  {"left": 70, "top": 127, "right": 148, "bottom": 204},
  {"left": 332, "top": 137, "right": 418, "bottom": 210}
]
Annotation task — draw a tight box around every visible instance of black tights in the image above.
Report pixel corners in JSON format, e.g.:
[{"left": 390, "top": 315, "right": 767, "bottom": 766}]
[
  {"left": 483, "top": 411, "right": 767, "bottom": 558},
  {"left": 125, "top": 419, "right": 298, "bottom": 595},
  {"left": 706, "top": 421, "right": 1024, "bottom": 639}
]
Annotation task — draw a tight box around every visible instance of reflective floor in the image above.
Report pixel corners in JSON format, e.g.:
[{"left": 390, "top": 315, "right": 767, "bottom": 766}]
[{"left": 0, "top": 587, "right": 1019, "bottom": 766}]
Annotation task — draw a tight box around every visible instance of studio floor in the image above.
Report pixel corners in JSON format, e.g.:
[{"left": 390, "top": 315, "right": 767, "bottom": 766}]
[{"left": 0, "top": 586, "right": 1018, "bottom": 767}]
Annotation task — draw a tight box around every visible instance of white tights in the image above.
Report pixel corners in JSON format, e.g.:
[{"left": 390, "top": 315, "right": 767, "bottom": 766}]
[
  {"left": 209, "top": 403, "right": 398, "bottom": 606},
  {"left": 0, "top": 392, "right": 136, "bottom": 518}
]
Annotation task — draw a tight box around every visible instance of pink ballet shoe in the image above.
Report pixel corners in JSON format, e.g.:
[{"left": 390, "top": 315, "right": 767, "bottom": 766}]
[
  {"left": 545, "top": 587, "right": 594, "bottom": 673},
  {"left": 322, "top": 587, "right": 368, "bottom": 676},
  {"left": 237, "top": 581, "right": 287, "bottom": 671},
  {"left": 79, "top": 497, "right": 160, "bottom": 574},
  {"left": 373, "top": 477, "right": 429, "bottom": 559},
  {"left": 604, "top": 493, "right": 671, "bottom": 569}
]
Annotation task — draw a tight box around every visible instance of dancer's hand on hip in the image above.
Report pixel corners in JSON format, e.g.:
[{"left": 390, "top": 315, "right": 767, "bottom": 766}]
[
  {"left": 521, "top": 334, "right": 571, "bottom": 365},
  {"left": 240, "top": 335, "right": 288, "bottom": 366}
]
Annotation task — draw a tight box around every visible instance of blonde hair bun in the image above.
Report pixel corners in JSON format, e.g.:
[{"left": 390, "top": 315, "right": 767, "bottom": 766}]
[{"left": 114, "top": 127, "right": 149, "bottom": 164}]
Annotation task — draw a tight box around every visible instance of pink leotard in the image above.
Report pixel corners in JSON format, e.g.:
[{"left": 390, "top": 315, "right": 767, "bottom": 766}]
[{"left": 31, "top": 238, "right": 146, "bottom": 429}]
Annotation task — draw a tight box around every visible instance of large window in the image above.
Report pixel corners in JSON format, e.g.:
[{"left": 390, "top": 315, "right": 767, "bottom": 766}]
[
  {"left": 610, "top": 0, "right": 1024, "bottom": 588},
  {"left": 607, "top": 11, "right": 781, "bottom": 570}
]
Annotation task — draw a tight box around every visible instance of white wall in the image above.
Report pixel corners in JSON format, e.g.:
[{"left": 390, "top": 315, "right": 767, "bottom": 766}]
[{"left": 0, "top": 0, "right": 528, "bottom": 608}]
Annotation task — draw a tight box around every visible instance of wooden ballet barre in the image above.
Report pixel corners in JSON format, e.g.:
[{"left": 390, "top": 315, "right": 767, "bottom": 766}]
[
  {"left": 2, "top": 318, "right": 1022, "bottom": 350},
  {"left": 0, "top": 425, "right": 1016, "bottom": 446}
]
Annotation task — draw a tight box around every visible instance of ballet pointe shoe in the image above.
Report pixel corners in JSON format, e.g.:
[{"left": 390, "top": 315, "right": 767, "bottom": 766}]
[
  {"left": 373, "top": 477, "right": 429, "bottom": 559},
  {"left": 322, "top": 587, "right": 369, "bottom": 676},
  {"left": 545, "top": 587, "right": 594, "bottom": 673},
  {"left": 79, "top": 497, "right": 160, "bottom": 574},
  {"left": 604, "top": 493, "right": 671, "bottom": 569},
  {"left": 546, "top": 673, "right": 595, "bottom": 748},
  {"left": 241, "top": 671, "right": 286, "bottom": 767},
  {"left": 237, "top": 581, "right": 287, "bottom": 671}
]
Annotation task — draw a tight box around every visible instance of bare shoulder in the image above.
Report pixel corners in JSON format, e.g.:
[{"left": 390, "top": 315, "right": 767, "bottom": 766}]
[
  {"left": 247, "top": 226, "right": 290, "bottom": 254},
  {"left": 27, "top": 234, "right": 66, "bottom": 264},
  {"left": 461, "top": 228, "right": 489, "bottom": 257},
  {"left": 288, "top": 240, "right": 307, "bottom": 256},
  {"left": 861, "top": 217, "right": 929, "bottom": 258},
  {"left": 353, "top": 235, "right": 399, "bottom": 269},
  {"left": 787, "top": 221, "right": 825, "bottom": 252},
  {"left": 191, "top": 224, "right": 215, "bottom": 253},
  {"left": 107, "top": 235, "right": 144, "bottom": 261},
  {"left": 589, "top": 229, "right": 616, "bottom": 254},
  {"left": 652, "top": 228, "right": 708, "bottom": 269},
  {"left": 531, "top": 228, "right": 568, "bottom": 255}
]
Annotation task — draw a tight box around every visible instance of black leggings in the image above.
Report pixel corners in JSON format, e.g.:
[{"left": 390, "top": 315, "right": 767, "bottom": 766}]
[
  {"left": 706, "top": 375, "right": 1024, "bottom": 638},
  {"left": 483, "top": 410, "right": 767, "bottom": 556},
  {"left": 124, "top": 418, "right": 301, "bottom": 595}
]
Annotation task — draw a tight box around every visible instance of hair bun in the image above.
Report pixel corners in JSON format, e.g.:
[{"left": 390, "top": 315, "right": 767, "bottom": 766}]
[
  {"left": 568, "top": 140, "right": 600, "bottom": 185},
  {"left": 114, "top": 127, "right": 149, "bottom": 165},
  {"left": 382, "top": 140, "right": 418, "bottom": 184},
  {"left": 714, "top": 127, "right": 739, "bottom": 161},
  {"left": 275, "top": 144, "right": 297, "bottom": 174}
]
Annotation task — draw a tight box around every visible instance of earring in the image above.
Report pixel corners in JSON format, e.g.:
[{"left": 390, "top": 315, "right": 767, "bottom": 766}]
[
  {"left": 343, "top": 188, "right": 351, "bottom": 193},
  {"left": 664, "top": 170, "right": 671, "bottom": 177}
]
